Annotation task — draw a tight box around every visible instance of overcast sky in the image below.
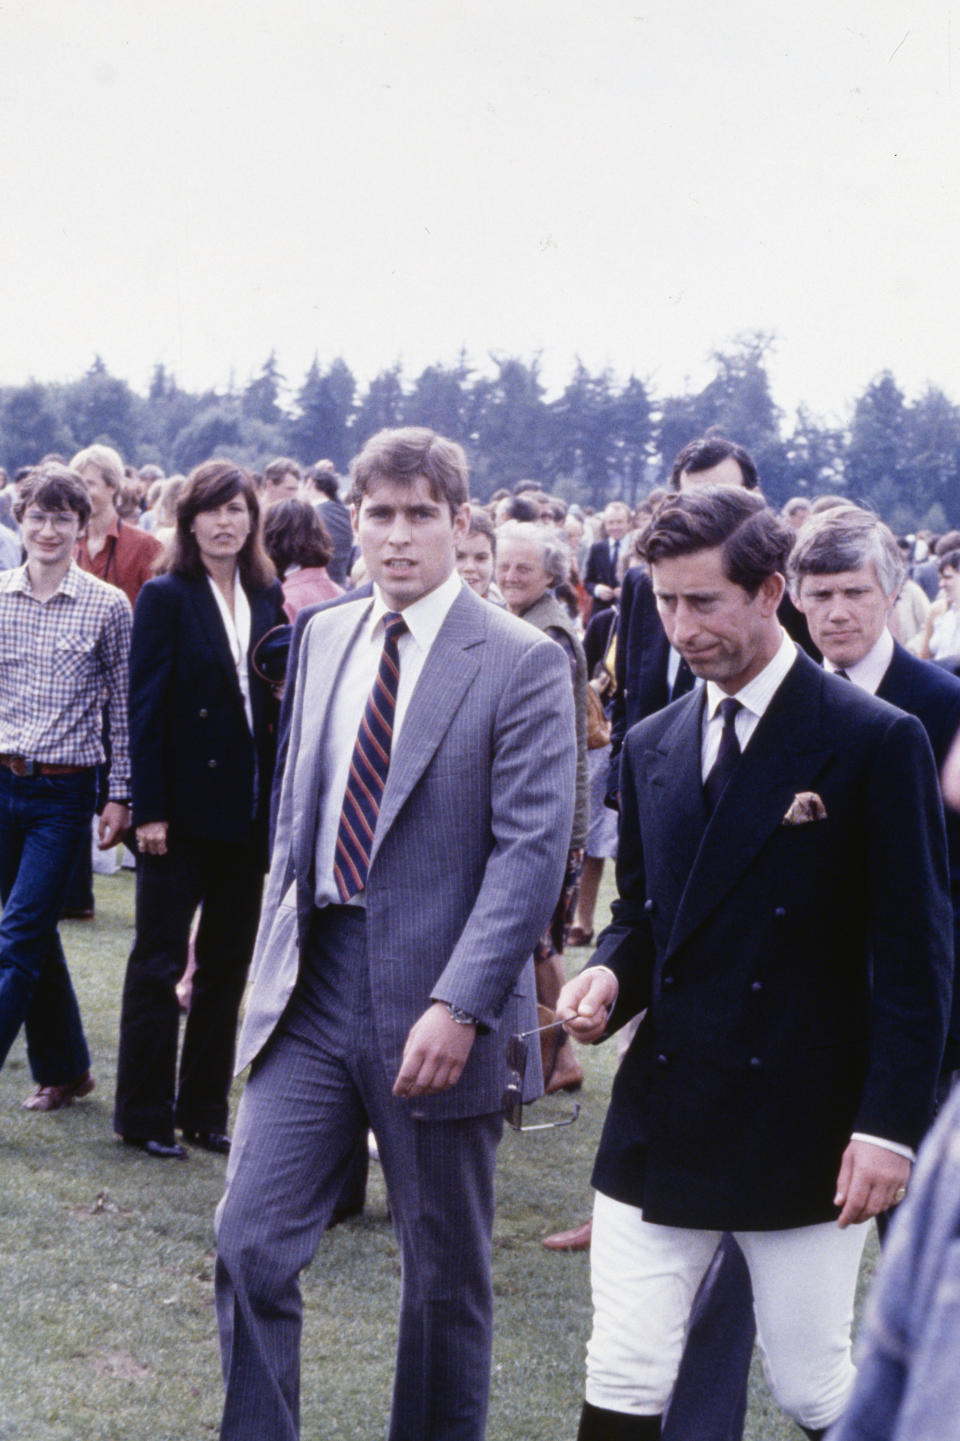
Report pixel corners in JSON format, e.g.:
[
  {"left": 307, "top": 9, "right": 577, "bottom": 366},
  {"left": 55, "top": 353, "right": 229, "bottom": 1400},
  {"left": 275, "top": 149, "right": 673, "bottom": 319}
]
[{"left": 1, "top": 0, "right": 957, "bottom": 427}]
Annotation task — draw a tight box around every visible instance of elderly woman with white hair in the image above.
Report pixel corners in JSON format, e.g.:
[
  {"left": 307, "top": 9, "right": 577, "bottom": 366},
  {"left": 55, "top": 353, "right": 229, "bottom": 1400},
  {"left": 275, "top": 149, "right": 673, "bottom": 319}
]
[{"left": 496, "top": 521, "right": 589, "bottom": 1092}]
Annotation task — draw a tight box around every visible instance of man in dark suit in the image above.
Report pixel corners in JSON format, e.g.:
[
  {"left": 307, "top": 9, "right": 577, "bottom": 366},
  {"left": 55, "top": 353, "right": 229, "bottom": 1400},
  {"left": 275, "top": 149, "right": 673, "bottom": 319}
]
[
  {"left": 790, "top": 504, "right": 960, "bottom": 1086},
  {"left": 584, "top": 501, "right": 632, "bottom": 613},
  {"left": 306, "top": 461, "right": 354, "bottom": 587},
  {"left": 610, "top": 435, "right": 816, "bottom": 797},
  {"left": 557, "top": 486, "right": 951, "bottom": 1440},
  {"left": 214, "top": 428, "right": 576, "bottom": 1441}
]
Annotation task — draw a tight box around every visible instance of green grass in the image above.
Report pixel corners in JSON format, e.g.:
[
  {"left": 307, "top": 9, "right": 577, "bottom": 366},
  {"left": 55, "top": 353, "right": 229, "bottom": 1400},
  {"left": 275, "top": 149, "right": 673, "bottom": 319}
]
[{"left": 0, "top": 866, "right": 876, "bottom": 1439}]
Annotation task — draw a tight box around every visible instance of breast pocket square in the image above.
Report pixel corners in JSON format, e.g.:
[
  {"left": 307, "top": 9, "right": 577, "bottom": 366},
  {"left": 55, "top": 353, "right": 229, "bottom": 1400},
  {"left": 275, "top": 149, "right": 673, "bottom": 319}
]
[{"left": 782, "top": 791, "right": 827, "bottom": 825}]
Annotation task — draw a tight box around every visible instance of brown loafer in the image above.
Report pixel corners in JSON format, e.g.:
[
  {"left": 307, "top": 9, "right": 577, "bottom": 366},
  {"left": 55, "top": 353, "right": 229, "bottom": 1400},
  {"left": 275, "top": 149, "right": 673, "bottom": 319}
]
[
  {"left": 22, "top": 1072, "right": 96, "bottom": 1112},
  {"left": 566, "top": 926, "right": 594, "bottom": 947},
  {"left": 542, "top": 1219, "right": 593, "bottom": 1252},
  {"left": 543, "top": 1044, "right": 584, "bottom": 1094}
]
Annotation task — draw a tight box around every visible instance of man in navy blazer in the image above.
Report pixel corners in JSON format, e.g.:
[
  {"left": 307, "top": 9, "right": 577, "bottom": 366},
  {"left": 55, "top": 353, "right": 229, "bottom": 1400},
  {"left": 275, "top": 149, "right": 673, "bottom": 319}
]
[
  {"left": 653, "top": 504, "right": 960, "bottom": 1441},
  {"left": 790, "top": 505, "right": 960, "bottom": 1085},
  {"left": 214, "top": 428, "right": 576, "bottom": 1441},
  {"left": 584, "top": 501, "right": 632, "bottom": 613},
  {"left": 609, "top": 436, "right": 817, "bottom": 803},
  {"left": 557, "top": 487, "right": 951, "bottom": 1440}
]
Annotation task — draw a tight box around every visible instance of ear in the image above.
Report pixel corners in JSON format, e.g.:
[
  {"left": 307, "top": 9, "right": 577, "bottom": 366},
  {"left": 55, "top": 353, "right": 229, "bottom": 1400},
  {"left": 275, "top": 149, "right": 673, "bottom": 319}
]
[
  {"left": 350, "top": 502, "right": 359, "bottom": 537},
  {"left": 757, "top": 571, "right": 785, "bottom": 616},
  {"left": 452, "top": 502, "right": 471, "bottom": 541}
]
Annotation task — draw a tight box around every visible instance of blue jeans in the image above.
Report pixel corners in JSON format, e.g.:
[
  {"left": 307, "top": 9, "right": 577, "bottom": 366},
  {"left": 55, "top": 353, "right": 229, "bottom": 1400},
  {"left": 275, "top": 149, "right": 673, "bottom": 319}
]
[{"left": 0, "top": 766, "right": 95, "bottom": 1084}]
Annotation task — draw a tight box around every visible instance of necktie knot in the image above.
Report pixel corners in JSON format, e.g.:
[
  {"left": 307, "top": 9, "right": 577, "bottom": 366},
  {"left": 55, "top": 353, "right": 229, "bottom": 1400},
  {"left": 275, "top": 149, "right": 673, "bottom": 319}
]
[
  {"left": 383, "top": 612, "right": 408, "bottom": 644},
  {"left": 717, "top": 697, "right": 742, "bottom": 728},
  {"left": 704, "top": 697, "right": 743, "bottom": 815}
]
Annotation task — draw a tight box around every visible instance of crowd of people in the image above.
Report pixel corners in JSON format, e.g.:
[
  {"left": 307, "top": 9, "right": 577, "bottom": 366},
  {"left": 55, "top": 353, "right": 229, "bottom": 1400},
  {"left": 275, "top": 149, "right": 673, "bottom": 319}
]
[{"left": 0, "top": 427, "right": 958, "bottom": 1440}]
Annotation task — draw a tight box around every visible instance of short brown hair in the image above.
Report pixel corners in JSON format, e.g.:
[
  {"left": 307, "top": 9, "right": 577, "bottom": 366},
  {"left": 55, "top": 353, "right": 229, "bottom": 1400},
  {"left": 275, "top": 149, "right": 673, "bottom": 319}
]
[
  {"left": 15, "top": 463, "right": 91, "bottom": 527},
  {"left": 263, "top": 457, "right": 302, "bottom": 488},
  {"left": 350, "top": 427, "right": 468, "bottom": 517},
  {"left": 669, "top": 434, "right": 759, "bottom": 491},
  {"left": 262, "top": 499, "right": 333, "bottom": 575},
  {"left": 167, "top": 459, "right": 275, "bottom": 588},
  {"left": 640, "top": 486, "right": 792, "bottom": 596}
]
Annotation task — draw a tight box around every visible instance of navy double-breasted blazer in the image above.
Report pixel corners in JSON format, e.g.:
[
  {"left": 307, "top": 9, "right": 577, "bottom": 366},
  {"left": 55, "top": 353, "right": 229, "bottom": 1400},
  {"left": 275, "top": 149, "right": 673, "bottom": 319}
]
[
  {"left": 129, "top": 571, "right": 285, "bottom": 851},
  {"left": 589, "top": 650, "right": 952, "bottom": 1231}
]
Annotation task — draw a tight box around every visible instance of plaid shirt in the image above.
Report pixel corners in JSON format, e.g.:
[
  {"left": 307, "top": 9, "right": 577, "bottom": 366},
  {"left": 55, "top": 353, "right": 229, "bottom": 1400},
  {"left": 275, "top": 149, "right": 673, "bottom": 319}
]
[{"left": 0, "top": 561, "right": 132, "bottom": 800}]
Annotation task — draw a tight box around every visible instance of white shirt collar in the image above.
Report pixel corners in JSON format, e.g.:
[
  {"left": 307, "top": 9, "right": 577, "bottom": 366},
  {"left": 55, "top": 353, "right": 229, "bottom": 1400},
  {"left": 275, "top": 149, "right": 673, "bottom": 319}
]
[
  {"left": 369, "top": 568, "right": 464, "bottom": 652},
  {"left": 823, "top": 627, "right": 894, "bottom": 696},
  {"left": 705, "top": 628, "right": 797, "bottom": 722}
]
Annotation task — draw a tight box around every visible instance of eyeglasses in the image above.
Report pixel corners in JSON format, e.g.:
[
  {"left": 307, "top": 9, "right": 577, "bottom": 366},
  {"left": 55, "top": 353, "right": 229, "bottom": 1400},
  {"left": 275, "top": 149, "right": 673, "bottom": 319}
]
[
  {"left": 502, "top": 1016, "right": 580, "bottom": 1132},
  {"left": 22, "top": 510, "right": 77, "bottom": 531}
]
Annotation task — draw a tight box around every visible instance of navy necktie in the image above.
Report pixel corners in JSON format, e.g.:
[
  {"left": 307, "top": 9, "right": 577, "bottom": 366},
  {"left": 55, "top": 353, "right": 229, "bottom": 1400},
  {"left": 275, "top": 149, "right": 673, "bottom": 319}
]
[
  {"left": 334, "top": 612, "right": 408, "bottom": 902},
  {"left": 703, "top": 697, "right": 743, "bottom": 814}
]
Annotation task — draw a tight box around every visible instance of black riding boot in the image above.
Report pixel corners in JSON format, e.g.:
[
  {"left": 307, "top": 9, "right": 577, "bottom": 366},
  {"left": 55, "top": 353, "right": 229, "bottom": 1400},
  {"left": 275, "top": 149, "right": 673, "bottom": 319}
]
[{"left": 577, "top": 1400, "right": 662, "bottom": 1439}]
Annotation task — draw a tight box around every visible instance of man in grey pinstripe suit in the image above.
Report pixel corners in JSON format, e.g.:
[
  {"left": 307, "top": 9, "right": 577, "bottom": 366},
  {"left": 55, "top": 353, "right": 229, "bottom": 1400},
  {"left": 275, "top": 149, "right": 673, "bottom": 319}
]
[{"left": 214, "top": 428, "right": 577, "bottom": 1441}]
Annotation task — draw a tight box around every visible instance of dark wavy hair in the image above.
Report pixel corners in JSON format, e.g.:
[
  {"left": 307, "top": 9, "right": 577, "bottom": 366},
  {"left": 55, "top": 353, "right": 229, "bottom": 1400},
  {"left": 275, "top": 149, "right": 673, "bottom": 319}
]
[
  {"left": 262, "top": 498, "right": 333, "bottom": 576},
  {"left": 668, "top": 433, "right": 760, "bottom": 491},
  {"left": 166, "top": 459, "right": 275, "bottom": 588},
  {"left": 639, "top": 486, "right": 792, "bottom": 597}
]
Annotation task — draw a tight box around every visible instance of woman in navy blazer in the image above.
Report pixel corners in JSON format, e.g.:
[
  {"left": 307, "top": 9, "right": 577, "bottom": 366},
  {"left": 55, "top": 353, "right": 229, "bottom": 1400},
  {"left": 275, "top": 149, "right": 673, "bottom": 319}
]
[{"left": 113, "top": 460, "right": 285, "bottom": 1158}]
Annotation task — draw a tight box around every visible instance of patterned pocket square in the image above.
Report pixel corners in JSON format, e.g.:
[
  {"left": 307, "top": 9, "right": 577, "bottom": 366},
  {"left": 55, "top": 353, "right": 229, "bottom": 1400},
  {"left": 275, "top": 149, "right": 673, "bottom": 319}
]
[{"left": 782, "top": 791, "right": 827, "bottom": 825}]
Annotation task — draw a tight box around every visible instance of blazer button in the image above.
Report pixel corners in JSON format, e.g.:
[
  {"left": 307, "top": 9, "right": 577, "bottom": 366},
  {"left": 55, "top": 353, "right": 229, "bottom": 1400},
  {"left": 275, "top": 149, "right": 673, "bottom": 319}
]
[
  {"left": 751, "top": 980, "right": 764, "bottom": 994},
  {"left": 774, "top": 907, "right": 786, "bottom": 919},
  {"left": 656, "top": 1053, "right": 669, "bottom": 1067},
  {"left": 208, "top": 758, "right": 217, "bottom": 768},
  {"left": 644, "top": 899, "right": 656, "bottom": 913},
  {"left": 663, "top": 975, "right": 675, "bottom": 989},
  {"left": 749, "top": 1056, "right": 763, "bottom": 1071},
  {"left": 198, "top": 708, "right": 208, "bottom": 718}
]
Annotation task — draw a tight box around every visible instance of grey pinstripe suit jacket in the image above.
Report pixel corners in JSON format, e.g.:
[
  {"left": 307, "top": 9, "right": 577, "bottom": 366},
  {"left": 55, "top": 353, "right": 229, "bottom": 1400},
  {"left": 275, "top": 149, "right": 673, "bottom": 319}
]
[{"left": 235, "top": 583, "right": 577, "bottom": 1119}]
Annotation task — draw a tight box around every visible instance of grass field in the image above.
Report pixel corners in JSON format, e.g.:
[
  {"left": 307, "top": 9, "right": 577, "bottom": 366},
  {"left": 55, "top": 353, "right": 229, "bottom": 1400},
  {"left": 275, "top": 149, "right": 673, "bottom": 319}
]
[{"left": 0, "top": 867, "right": 876, "bottom": 1440}]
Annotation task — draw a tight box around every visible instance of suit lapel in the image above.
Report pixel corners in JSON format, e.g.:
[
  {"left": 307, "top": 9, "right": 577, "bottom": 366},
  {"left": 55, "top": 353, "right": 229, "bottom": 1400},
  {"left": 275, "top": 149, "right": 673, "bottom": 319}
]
[
  {"left": 369, "top": 589, "right": 484, "bottom": 864},
  {"left": 289, "top": 600, "right": 373, "bottom": 886},
  {"left": 875, "top": 642, "right": 915, "bottom": 711},
  {"left": 642, "top": 691, "right": 708, "bottom": 894},
  {"left": 188, "top": 573, "right": 245, "bottom": 701},
  {"left": 665, "top": 653, "right": 833, "bottom": 958}
]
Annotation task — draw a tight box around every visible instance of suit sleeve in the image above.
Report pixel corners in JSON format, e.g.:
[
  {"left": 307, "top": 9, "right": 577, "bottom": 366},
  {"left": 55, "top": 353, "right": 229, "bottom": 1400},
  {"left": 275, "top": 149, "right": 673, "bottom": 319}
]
[
  {"left": 856, "top": 711, "right": 953, "bottom": 1148},
  {"left": 129, "top": 580, "right": 178, "bottom": 827},
  {"left": 583, "top": 541, "right": 607, "bottom": 598},
  {"left": 429, "top": 636, "right": 577, "bottom": 1026},
  {"left": 587, "top": 723, "right": 656, "bottom": 1030}
]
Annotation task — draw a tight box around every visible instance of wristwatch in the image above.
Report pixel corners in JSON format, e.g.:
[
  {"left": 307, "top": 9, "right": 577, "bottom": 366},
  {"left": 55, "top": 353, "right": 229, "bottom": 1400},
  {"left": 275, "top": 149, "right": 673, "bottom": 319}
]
[{"left": 445, "top": 1003, "right": 478, "bottom": 1027}]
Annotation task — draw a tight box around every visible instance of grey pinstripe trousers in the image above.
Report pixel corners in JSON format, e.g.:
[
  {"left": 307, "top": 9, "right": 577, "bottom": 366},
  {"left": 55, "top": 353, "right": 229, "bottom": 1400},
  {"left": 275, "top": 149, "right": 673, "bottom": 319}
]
[{"left": 215, "top": 906, "right": 503, "bottom": 1440}]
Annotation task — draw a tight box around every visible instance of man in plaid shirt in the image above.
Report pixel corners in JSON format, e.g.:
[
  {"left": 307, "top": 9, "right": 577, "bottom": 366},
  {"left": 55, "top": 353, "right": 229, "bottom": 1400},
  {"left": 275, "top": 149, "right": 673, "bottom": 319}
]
[{"left": 0, "top": 462, "right": 132, "bottom": 1111}]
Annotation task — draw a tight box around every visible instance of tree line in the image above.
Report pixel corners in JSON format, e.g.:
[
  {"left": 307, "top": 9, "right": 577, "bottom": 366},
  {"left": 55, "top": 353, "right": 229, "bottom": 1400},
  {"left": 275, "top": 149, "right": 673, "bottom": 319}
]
[{"left": 3, "top": 334, "right": 958, "bottom": 532}]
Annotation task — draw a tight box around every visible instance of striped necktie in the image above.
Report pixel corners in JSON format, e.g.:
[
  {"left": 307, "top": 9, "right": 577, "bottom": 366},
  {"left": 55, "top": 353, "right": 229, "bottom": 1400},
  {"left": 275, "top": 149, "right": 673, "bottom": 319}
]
[{"left": 333, "top": 611, "right": 408, "bottom": 902}]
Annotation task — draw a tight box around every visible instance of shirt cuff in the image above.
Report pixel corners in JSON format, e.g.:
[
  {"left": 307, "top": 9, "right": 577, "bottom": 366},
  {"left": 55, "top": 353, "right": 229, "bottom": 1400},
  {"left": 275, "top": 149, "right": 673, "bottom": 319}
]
[{"left": 850, "top": 1132, "right": 916, "bottom": 1163}]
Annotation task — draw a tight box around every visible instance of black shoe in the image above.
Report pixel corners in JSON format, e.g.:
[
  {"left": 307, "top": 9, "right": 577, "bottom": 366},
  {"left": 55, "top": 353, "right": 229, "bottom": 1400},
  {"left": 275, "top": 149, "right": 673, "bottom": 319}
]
[
  {"left": 182, "top": 1129, "right": 231, "bottom": 1154},
  {"left": 122, "top": 1136, "right": 188, "bottom": 1159}
]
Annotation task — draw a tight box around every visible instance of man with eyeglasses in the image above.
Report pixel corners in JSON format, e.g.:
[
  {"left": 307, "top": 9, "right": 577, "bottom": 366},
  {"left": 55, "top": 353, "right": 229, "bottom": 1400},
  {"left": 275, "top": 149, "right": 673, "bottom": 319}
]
[{"left": 0, "top": 462, "right": 132, "bottom": 1111}]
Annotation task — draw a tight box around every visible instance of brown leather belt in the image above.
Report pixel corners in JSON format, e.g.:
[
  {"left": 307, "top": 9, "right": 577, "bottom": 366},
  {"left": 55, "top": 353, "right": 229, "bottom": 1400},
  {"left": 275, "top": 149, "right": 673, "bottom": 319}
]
[{"left": 0, "top": 755, "right": 94, "bottom": 778}]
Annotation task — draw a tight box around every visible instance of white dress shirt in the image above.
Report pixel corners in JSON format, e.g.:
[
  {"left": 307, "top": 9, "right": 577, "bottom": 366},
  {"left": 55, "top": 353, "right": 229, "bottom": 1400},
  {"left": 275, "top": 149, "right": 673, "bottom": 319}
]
[
  {"left": 313, "top": 569, "right": 464, "bottom": 908},
  {"left": 822, "top": 626, "right": 894, "bottom": 696},
  {"left": 207, "top": 574, "right": 253, "bottom": 732}
]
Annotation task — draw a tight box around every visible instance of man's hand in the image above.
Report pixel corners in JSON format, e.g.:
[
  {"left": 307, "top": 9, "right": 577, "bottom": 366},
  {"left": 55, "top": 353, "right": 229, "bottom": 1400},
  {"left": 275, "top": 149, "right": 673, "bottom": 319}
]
[
  {"left": 136, "top": 820, "right": 169, "bottom": 856},
  {"left": 834, "top": 1139, "right": 911, "bottom": 1228},
  {"left": 393, "top": 1002, "right": 476, "bottom": 1099},
  {"left": 98, "top": 802, "right": 130, "bottom": 849},
  {"left": 595, "top": 583, "right": 615, "bottom": 603},
  {"left": 557, "top": 969, "right": 619, "bottom": 1044}
]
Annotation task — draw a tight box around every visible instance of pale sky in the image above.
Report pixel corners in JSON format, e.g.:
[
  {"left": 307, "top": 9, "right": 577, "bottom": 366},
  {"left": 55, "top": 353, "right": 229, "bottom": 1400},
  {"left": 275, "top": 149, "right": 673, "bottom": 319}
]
[{"left": 1, "top": 0, "right": 957, "bottom": 428}]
